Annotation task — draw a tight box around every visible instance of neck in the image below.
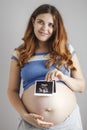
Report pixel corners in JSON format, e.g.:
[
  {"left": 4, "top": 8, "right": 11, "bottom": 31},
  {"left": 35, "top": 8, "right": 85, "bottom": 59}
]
[{"left": 36, "top": 41, "right": 49, "bottom": 53}]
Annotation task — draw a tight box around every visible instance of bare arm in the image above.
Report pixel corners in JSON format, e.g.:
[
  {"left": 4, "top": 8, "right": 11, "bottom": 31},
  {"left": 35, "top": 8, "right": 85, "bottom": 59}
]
[
  {"left": 45, "top": 54, "right": 85, "bottom": 93},
  {"left": 62, "top": 54, "right": 85, "bottom": 92},
  {"left": 7, "top": 60, "right": 28, "bottom": 115},
  {"left": 7, "top": 59, "right": 53, "bottom": 128}
]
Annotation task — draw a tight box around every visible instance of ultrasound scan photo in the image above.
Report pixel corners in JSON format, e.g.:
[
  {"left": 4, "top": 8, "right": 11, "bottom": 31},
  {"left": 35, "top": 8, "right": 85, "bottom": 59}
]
[{"left": 34, "top": 80, "right": 56, "bottom": 96}]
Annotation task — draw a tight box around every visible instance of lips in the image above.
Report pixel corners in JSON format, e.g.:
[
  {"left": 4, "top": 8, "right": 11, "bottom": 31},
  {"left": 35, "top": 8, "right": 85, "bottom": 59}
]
[{"left": 38, "top": 31, "right": 48, "bottom": 36}]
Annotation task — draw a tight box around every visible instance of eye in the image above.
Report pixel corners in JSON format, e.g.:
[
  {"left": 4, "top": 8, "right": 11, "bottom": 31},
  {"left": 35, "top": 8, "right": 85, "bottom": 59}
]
[
  {"left": 37, "top": 20, "right": 44, "bottom": 25},
  {"left": 48, "top": 23, "right": 54, "bottom": 28}
]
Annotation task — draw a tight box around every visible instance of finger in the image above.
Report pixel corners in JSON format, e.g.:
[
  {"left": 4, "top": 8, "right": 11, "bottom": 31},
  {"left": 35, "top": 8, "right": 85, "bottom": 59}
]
[
  {"left": 29, "top": 113, "right": 44, "bottom": 120},
  {"left": 37, "top": 119, "right": 54, "bottom": 128},
  {"left": 42, "top": 121, "right": 54, "bottom": 126},
  {"left": 37, "top": 119, "right": 54, "bottom": 125},
  {"left": 47, "top": 72, "right": 54, "bottom": 81},
  {"left": 45, "top": 73, "right": 48, "bottom": 81},
  {"left": 47, "top": 73, "right": 52, "bottom": 81},
  {"left": 50, "top": 69, "right": 58, "bottom": 80},
  {"left": 40, "top": 123, "right": 54, "bottom": 128},
  {"left": 45, "top": 73, "right": 50, "bottom": 81},
  {"left": 54, "top": 71, "right": 58, "bottom": 77}
]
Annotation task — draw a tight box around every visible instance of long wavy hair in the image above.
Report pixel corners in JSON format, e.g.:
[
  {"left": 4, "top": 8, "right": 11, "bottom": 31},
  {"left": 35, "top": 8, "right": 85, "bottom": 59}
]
[{"left": 15, "top": 4, "right": 76, "bottom": 71}]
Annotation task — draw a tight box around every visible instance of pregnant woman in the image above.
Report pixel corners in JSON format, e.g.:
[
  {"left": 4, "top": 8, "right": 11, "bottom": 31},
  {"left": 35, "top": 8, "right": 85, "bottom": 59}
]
[{"left": 7, "top": 4, "right": 85, "bottom": 130}]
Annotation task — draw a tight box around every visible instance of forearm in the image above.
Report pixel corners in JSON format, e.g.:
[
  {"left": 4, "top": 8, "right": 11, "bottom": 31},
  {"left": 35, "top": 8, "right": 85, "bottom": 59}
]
[
  {"left": 62, "top": 75, "right": 85, "bottom": 92},
  {"left": 7, "top": 89, "right": 28, "bottom": 116}
]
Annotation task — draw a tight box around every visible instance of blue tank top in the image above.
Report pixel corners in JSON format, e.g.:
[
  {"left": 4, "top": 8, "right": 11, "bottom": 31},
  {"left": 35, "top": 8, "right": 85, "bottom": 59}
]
[{"left": 11, "top": 44, "right": 75, "bottom": 90}]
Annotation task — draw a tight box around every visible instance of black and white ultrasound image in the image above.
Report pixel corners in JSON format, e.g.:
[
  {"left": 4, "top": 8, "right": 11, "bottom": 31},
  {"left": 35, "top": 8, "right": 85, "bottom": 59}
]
[{"left": 35, "top": 80, "right": 56, "bottom": 96}]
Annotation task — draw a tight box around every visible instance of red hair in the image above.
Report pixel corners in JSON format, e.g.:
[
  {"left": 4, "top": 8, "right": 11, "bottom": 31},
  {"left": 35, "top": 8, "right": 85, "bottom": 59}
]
[{"left": 15, "top": 4, "right": 76, "bottom": 71}]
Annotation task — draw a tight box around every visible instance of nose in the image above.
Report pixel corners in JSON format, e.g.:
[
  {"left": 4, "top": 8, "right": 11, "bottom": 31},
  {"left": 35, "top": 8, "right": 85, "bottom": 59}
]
[{"left": 42, "top": 24, "right": 48, "bottom": 31}]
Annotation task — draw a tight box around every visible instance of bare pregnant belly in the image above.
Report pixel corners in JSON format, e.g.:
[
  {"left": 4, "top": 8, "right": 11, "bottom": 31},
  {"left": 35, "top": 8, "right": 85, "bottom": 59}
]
[{"left": 22, "top": 83, "right": 77, "bottom": 125}]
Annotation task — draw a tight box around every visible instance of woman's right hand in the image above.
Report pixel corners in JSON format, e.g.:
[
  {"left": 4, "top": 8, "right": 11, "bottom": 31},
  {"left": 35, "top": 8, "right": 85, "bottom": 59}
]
[{"left": 23, "top": 113, "right": 54, "bottom": 128}]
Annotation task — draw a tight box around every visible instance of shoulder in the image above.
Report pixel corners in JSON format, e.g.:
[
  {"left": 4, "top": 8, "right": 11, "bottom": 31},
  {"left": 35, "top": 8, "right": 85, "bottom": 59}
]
[
  {"left": 67, "top": 43, "right": 76, "bottom": 56},
  {"left": 11, "top": 50, "right": 20, "bottom": 61}
]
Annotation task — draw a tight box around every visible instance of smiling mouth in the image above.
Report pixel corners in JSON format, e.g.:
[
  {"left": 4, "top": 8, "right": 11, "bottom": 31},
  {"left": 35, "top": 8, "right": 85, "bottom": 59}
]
[{"left": 39, "top": 31, "right": 48, "bottom": 36}]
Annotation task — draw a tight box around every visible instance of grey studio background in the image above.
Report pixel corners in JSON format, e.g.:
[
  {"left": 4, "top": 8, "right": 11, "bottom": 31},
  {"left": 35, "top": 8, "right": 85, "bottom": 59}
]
[{"left": 0, "top": 0, "right": 87, "bottom": 130}]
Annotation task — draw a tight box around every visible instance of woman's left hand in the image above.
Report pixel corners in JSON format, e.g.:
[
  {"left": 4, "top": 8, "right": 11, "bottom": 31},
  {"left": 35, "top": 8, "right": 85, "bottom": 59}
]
[{"left": 45, "top": 69, "right": 65, "bottom": 81}]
